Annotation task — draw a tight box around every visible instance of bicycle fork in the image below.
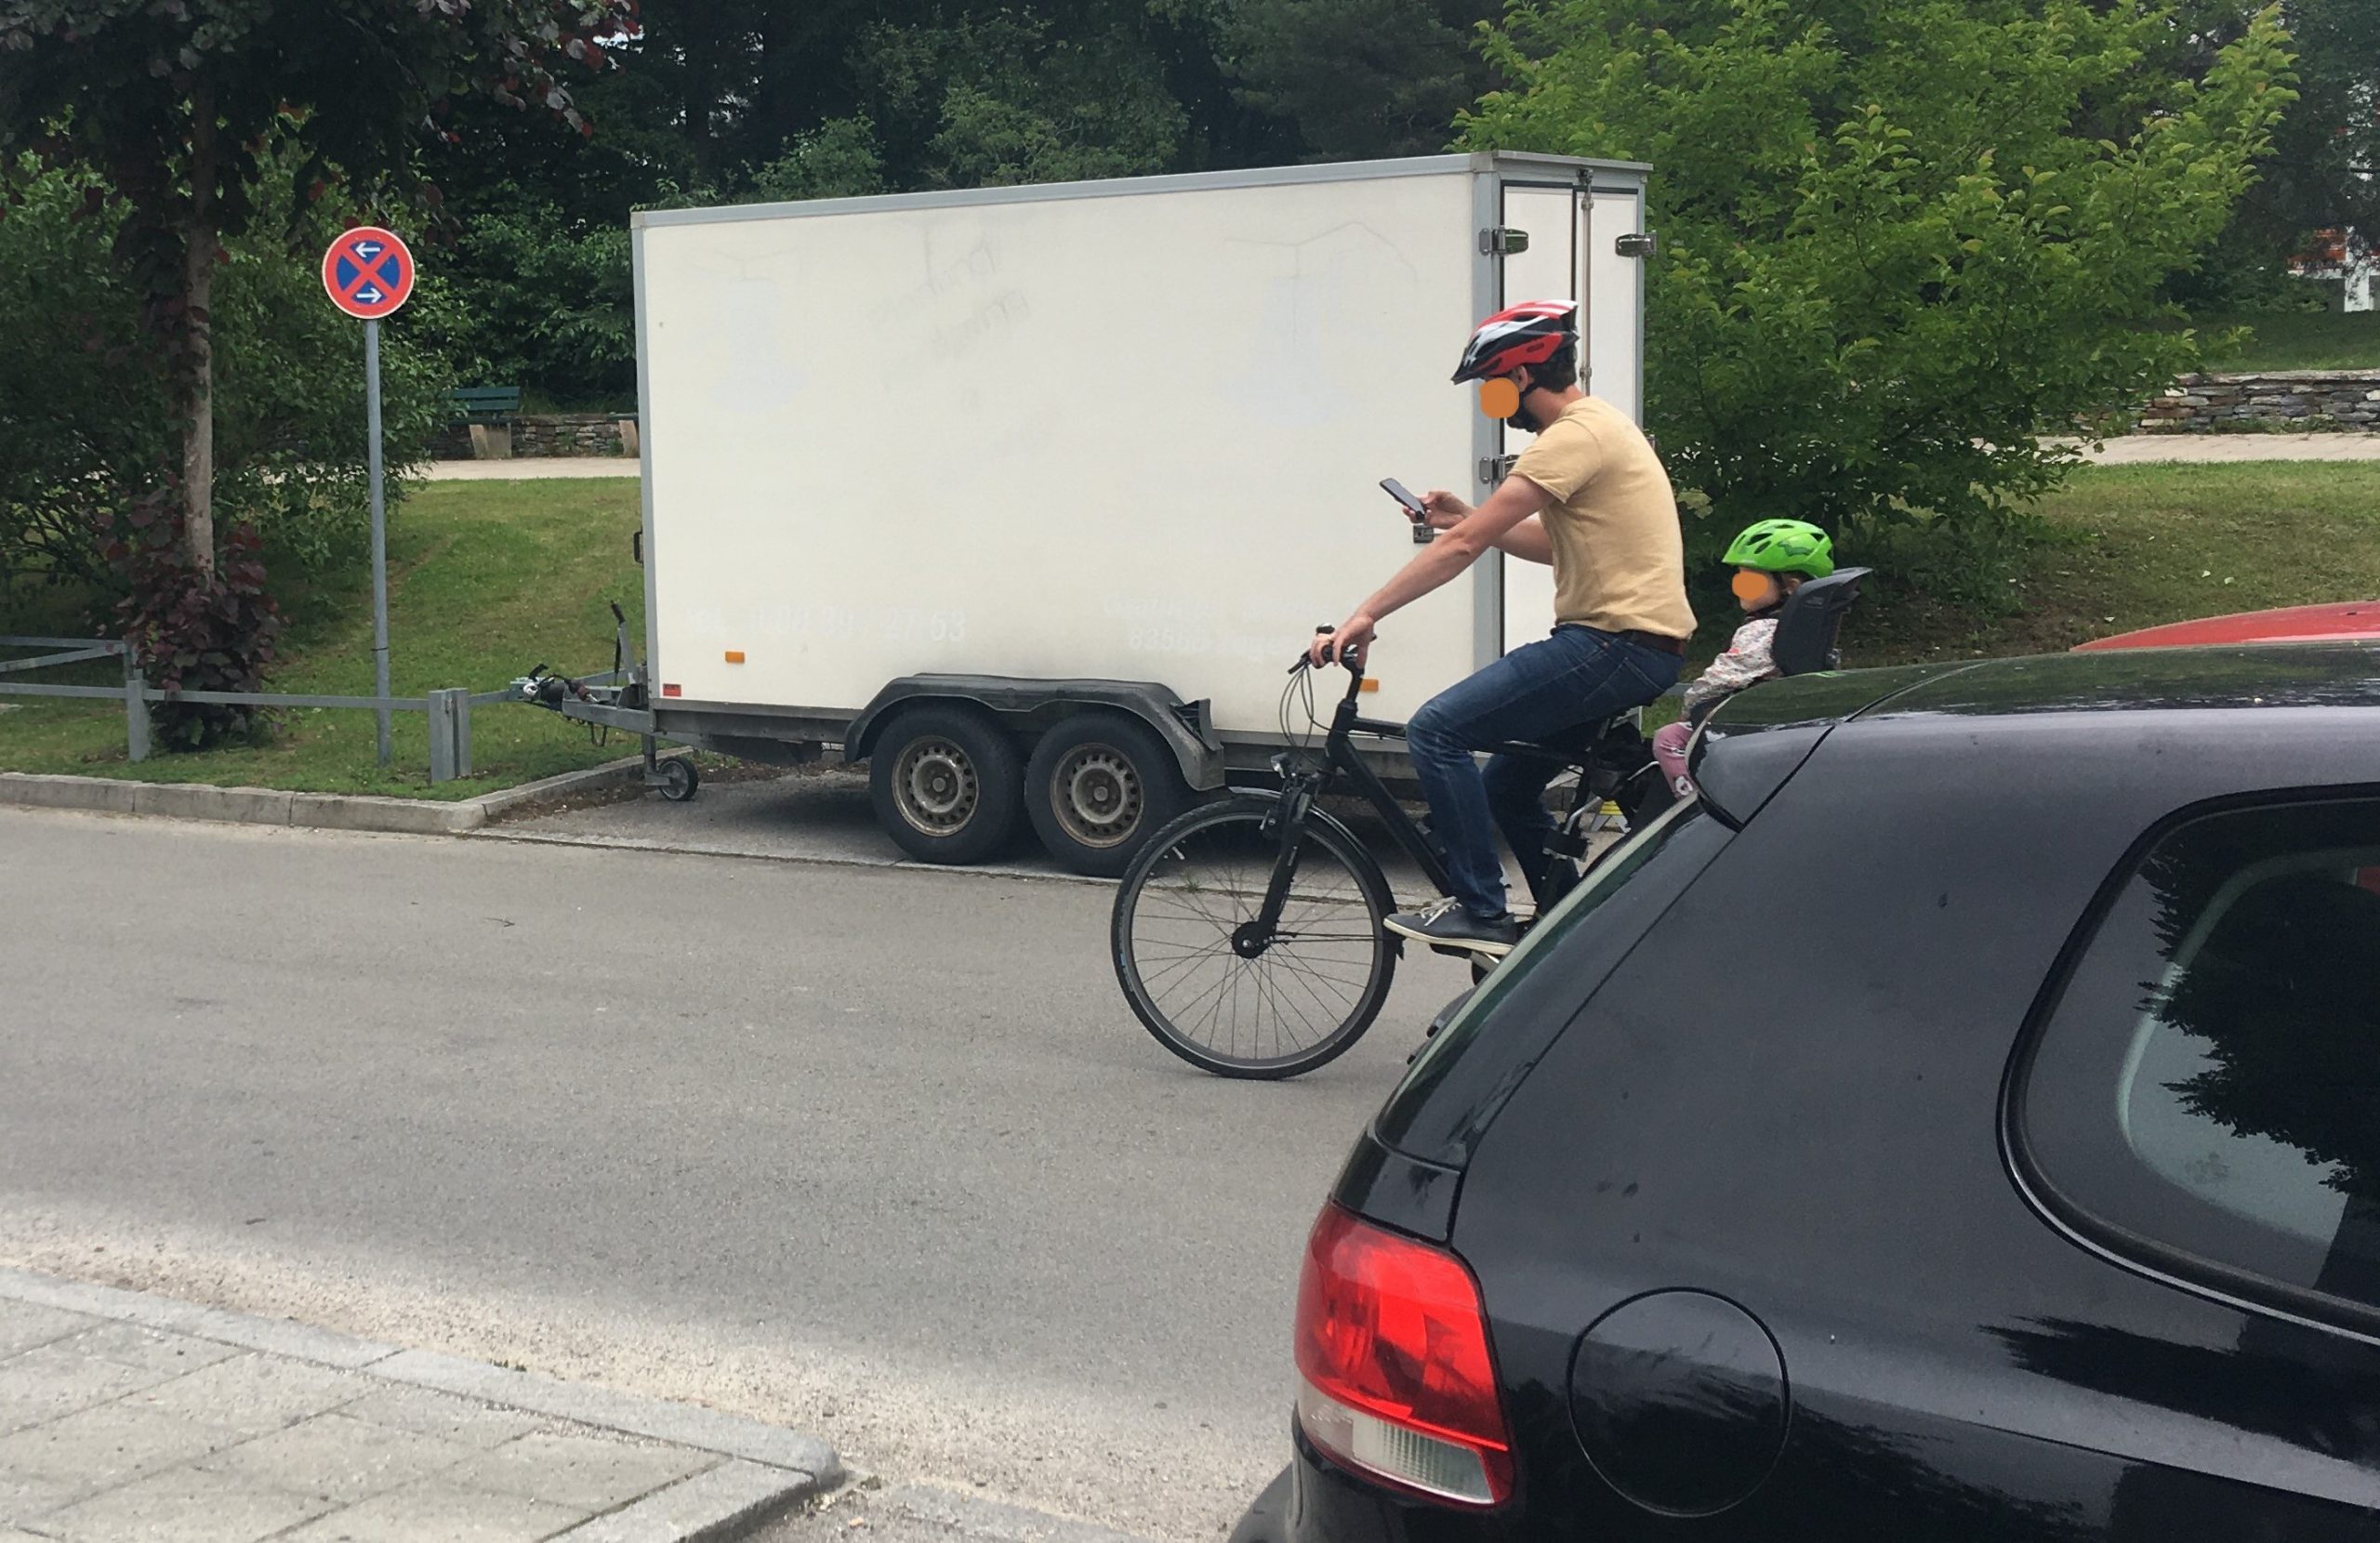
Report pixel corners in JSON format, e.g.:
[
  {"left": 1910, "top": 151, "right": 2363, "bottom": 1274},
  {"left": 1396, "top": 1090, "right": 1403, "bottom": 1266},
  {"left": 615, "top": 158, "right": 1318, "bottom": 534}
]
[{"left": 1232, "top": 775, "right": 1317, "bottom": 958}]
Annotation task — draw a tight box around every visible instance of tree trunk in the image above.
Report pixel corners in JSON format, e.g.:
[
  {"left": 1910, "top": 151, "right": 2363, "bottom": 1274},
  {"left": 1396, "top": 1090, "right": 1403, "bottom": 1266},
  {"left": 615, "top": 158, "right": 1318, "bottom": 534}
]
[{"left": 181, "top": 85, "right": 218, "bottom": 578}]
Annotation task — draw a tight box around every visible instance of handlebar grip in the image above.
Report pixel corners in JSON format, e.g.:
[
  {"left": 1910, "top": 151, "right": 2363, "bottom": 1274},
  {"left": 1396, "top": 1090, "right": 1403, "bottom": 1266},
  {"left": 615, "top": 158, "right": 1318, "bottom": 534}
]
[{"left": 1290, "top": 623, "right": 1337, "bottom": 674}]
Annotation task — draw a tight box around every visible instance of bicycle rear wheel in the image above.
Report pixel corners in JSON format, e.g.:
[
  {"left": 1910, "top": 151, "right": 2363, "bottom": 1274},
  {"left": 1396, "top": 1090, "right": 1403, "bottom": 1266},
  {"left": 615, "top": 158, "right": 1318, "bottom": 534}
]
[{"left": 1111, "top": 797, "right": 1396, "bottom": 1079}]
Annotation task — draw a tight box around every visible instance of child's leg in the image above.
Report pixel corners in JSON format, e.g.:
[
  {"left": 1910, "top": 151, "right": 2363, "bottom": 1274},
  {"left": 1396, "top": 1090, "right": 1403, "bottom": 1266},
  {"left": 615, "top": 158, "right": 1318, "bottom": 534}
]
[{"left": 1652, "top": 719, "right": 1697, "bottom": 797}]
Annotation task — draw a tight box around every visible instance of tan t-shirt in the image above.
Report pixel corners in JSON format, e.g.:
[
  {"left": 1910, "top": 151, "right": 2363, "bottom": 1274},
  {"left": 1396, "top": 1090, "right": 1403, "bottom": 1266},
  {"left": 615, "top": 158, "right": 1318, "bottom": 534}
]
[{"left": 1509, "top": 397, "right": 1695, "bottom": 640}]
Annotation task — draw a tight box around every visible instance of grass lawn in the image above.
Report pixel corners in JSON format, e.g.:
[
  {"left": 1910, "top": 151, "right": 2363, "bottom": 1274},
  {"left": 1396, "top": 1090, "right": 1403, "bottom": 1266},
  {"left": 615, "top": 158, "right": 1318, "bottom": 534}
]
[
  {"left": 2182, "top": 309, "right": 2380, "bottom": 372},
  {"left": 1848, "top": 462, "right": 2380, "bottom": 665},
  {"left": 0, "top": 480, "right": 647, "bottom": 798},
  {"left": 7, "top": 464, "right": 2379, "bottom": 795}
]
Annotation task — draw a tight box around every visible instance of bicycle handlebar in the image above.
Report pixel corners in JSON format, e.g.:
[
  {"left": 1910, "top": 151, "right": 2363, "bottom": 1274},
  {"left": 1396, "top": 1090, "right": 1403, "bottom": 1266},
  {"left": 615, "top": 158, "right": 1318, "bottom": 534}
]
[{"left": 1289, "top": 626, "right": 1368, "bottom": 704}]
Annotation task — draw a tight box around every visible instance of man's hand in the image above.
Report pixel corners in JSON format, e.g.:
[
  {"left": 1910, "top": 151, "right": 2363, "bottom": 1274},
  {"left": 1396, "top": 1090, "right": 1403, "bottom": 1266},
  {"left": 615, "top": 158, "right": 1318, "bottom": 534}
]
[
  {"left": 1419, "top": 491, "right": 1471, "bottom": 532},
  {"left": 1307, "top": 613, "right": 1376, "bottom": 668}
]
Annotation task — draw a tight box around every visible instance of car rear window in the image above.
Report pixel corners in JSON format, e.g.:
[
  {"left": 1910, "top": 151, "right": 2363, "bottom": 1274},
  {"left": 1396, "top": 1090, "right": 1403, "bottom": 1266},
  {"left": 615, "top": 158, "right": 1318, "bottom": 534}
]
[
  {"left": 2012, "top": 798, "right": 2380, "bottom": 1326},
  {"left": 1375, "top": 798, "right": 1729, "bottom": 1166}
]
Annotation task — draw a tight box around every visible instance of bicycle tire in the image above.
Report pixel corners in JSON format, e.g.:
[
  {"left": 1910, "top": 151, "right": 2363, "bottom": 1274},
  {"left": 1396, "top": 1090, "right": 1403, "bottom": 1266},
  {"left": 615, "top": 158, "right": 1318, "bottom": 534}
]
[{"left": 1111, "top": 797, "right": 1397, "bottom": 1079}]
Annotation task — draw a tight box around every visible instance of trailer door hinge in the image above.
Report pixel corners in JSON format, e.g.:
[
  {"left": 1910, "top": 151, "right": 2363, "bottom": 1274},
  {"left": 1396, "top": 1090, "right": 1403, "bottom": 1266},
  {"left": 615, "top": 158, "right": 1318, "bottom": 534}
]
[
  {"left": 1479, "top": 227, "right": 1530, "bottom": 256},
  {"left": 1478, "top": 454, "right": 1519, "bottom": 484},
  {"left": 1615, "top": 231, "right": 1658, "bottom": 258}
]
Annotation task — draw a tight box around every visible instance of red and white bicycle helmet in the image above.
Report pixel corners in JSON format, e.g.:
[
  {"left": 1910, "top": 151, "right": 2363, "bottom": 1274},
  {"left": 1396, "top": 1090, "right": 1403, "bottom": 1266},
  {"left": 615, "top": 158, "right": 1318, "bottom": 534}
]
[{"left": 1450, "top": 299, "right": 1578, "bottom": 383}]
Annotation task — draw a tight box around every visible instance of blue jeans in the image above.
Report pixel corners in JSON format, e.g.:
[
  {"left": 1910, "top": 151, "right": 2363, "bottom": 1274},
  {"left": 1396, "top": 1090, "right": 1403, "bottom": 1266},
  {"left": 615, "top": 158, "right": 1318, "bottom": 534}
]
[{"left": 1406, "top": 626, "right": 1682, "bottom": 918}]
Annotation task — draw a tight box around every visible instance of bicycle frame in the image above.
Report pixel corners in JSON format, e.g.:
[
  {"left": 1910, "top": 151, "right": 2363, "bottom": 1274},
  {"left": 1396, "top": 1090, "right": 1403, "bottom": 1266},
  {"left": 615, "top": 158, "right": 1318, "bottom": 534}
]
[
  {"left": 1238, "top": 660, "right": 1647, "bottom": 952},
  {"left": 1242, "top": 665, "right": 1445, "bottom": 949}
]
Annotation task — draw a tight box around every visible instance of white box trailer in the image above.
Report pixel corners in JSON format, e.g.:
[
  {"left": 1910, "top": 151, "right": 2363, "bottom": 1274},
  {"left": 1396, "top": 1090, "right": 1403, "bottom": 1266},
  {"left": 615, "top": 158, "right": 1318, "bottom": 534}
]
[{"left": 611, "top": 152, "right": 1652, "bottom": 873}]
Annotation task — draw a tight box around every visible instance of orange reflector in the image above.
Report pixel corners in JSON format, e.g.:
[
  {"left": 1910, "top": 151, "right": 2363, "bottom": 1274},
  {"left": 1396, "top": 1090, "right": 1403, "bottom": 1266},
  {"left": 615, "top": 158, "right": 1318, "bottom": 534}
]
[
  {"left": 724, "top": 650, "right": 746, "bottom": 664},
  {"left": 1360, "top": 679, "right": 1381, "bottom": 693},
  {"left": 661, "top": 683, "right": 682, "bottom": 697}
]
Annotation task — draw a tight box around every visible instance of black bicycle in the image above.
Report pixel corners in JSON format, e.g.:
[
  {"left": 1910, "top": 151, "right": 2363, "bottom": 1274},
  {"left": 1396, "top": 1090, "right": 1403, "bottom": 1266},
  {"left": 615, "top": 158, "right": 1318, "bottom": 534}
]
[{"left": 1108, "top": 646, "right": 1663, "bottom": 1079}]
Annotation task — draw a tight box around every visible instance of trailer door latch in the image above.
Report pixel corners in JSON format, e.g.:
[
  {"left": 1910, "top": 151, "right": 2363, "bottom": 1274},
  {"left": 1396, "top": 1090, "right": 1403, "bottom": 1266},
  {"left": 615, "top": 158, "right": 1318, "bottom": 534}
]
[
  {"left": 1478, "top": 454, "right": 1519, "bottom": 484},
  {"left": 1479, "top": 227, "right": 1530, "bottom": 256},
  {"left": 1615, "top": 231, "right": 1658, "bottom": 258}
]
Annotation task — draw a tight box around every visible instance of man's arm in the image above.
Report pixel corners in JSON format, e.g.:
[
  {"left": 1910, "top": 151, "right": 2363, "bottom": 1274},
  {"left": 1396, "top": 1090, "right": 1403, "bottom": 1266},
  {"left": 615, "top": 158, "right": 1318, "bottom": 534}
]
[
  {"left": 1314, "top": 476, "right": 1555, "bottom": 664},
  {"left": 1492, "top": 514, "right": 1553, "bottom": 565},
  {"left": 1421, "top": 493, "right": 1552, "bottom": 565}
]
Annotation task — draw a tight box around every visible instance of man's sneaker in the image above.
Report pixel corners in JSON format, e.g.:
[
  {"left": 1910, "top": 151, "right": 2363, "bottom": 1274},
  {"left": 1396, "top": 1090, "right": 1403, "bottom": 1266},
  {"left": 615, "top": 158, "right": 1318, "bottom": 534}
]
[{"left": 1384, "top": 898, "right": 1519, "bottom": 956}]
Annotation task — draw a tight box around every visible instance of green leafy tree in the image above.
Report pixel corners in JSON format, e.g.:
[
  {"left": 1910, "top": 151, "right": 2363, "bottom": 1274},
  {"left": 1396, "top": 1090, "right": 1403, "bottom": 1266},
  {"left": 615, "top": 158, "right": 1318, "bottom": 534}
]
[
  {"left": 1462, "top": 0, "right": 2295, "bottom": 591},
  {"left": 853, "top": 10, "right": 1190, "bottom": 189},
  {"left": 0, "top": 152, "right": 450, "bottom": 587},
  {"left": 1226, "top": 0, "right": 1499, "bottom": 161},
  {"left": 0, "top": 0, "right": 633, "bottom": 581},
  {"left": 0, "top": 0, "right": 630, "bottom": 746},
  {"left": 409, "top": 192, "right": 636, "bottom": 406},
  {"left": 747, "top": 117, "right": 887, "bottom": 202},
  {"left": 0, "top": 151, "right": 451, "bottom": 743},
  {"left": 2163, "top": 0, "right": 2380, "bottom": 310}
]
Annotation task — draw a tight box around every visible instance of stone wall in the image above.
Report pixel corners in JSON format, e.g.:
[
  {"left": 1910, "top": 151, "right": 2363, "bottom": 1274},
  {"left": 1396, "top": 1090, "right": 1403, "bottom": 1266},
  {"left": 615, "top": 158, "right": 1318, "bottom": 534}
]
[
  {"left": 2138, "top": 370, "right": 2380, "bottom": 432},
  {"left": 433, "top": 413, "right": 639, "bottom": 460}
]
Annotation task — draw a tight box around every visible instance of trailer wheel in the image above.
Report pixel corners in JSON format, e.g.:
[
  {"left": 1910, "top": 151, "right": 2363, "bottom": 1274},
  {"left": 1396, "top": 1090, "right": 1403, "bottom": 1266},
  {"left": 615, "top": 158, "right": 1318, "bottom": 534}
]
[
  {"left": 870, "top": 706, "right": 1025, "bottom": 864},
  {"left": 657, "top": 756, "right": 701, "bottom": 802},
  {"left": 1024, "top": 712, "right": 1192, "bottom": 877}
]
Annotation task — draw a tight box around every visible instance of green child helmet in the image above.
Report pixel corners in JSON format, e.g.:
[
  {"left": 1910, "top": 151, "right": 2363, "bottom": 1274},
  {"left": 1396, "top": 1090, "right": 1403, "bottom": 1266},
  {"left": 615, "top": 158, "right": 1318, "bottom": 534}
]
[{"left": 1723, "top": 518, "right": 1834, "bottom": 579}]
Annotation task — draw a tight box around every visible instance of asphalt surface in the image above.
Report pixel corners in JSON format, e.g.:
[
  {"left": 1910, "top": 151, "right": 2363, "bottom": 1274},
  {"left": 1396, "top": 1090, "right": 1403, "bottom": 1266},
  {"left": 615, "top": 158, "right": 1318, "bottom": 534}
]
[
  {"left": 0, "top": 809, "right": 1474, "bottom": 1540},
  {"left": 486, "top": 762, "right": 1459, "bottom": 900}
]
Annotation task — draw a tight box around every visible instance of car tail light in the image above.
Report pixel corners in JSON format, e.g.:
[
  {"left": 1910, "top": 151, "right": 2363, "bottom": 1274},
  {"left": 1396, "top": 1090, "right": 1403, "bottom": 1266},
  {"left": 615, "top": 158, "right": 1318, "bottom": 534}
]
[{"left": 1293, "top": 1204, "right": 1514, "bottom": 1507}]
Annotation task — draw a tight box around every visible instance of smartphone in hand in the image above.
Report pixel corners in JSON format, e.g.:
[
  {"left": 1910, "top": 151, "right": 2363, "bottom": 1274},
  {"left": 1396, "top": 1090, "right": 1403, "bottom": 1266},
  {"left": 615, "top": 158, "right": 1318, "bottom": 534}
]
[{"left": 1380, "top": 478, "right": 1427, "bottom": 519}]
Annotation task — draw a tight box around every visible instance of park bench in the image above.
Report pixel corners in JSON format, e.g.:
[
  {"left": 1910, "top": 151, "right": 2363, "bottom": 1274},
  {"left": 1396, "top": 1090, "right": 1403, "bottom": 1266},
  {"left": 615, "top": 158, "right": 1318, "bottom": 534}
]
[{"left": 452, "top": 385, "right": 521, "bottom": 459}]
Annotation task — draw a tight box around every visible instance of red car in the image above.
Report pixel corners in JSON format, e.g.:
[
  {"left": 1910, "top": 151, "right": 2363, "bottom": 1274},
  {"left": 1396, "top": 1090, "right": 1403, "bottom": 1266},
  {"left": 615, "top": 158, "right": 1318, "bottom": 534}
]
[{"left": 2076, "top": 601, "right": 2380, "bottom": 651}]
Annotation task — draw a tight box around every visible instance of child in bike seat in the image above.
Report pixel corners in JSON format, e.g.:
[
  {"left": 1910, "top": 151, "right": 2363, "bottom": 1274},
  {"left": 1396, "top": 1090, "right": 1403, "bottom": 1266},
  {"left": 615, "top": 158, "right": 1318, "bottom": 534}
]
[{"left": 1652, "top": 520, "right": 1834, "bottom": 798}]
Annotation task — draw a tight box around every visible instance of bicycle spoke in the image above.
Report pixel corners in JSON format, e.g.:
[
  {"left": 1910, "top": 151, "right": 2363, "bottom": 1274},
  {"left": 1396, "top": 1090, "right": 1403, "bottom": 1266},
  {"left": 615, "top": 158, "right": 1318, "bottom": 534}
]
[{"left": 1117, "top": 804, "right": 1392, "bottom": 1075}]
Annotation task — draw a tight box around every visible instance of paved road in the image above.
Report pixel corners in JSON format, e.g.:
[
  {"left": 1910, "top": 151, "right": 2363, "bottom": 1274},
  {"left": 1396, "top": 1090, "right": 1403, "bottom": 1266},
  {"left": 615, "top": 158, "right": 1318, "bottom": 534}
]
[
  {"left": 489, "top": 762, "right": 1463, "bottom": 902},
  {"left": 0, "top": 811, "right": 1474, "bottom": 1540},
  {"left": 2064, "top": 431, "right": 2380, "bottom": 463}
]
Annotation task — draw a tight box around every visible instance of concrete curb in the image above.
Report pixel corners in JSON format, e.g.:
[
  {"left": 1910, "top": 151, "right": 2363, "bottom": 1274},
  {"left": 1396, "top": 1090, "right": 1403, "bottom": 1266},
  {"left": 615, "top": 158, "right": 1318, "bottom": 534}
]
[
  {"left": 0, "top": 752, "right": 682, "bottom": 837},
  {"left": 472, "top": 751, "right": 688, "bottom": 823},
  {"left": 478, "top": 827, "right": 1114, "bottom": 888},
  {"left": 0, "top": 1265, "right": 842, "bottom": 1531}
]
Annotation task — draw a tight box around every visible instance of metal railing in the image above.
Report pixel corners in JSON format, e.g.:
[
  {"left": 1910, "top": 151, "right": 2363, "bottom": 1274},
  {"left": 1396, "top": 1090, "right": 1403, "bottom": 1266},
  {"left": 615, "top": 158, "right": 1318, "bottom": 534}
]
[{"left": 0, "top": 636, "right": 497, "bottom": 783}]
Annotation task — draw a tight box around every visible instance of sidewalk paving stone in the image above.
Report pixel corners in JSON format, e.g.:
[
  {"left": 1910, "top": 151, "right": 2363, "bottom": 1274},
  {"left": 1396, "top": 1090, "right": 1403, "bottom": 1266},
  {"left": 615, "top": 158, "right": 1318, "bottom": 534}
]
[
  {"left": 124, "top": 1353, "right": 375, "bottom": 1440},
  {"left": 60, "top": 1324, "right": 243, "bottom": 1380},
  {"left": 441, "top": 1430, "right": 718, "bottom": 1511},
  {"left": 334, "top": 1384, "right": 545, "bottom": 1450},
  {"left": 192, "top": 1412, "right": 479, "bottom": 1504},
  {"left": 271, "top": 1475, "right": 585, "bottom": 1542},
  {"left": 0, "top": 1267, "right": 835, "bottom": 1543},
  {"left": 36, "top": 1462, "right": 337, "bottom": 1542},
  {"left": 0, "top": 1305, "right": 99, "bottom": 1362},
  {"left": 0, "top": 1342, "right": 173, "bottom": 1437},
  {"left": 0, "top": 1399, "right": 229, "bottom": 1495}
]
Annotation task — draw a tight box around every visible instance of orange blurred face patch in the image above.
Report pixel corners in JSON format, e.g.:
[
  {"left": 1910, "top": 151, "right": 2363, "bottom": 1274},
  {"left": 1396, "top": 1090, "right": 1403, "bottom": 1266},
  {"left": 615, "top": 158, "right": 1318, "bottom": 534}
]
[
  {"left": 1732, "top": 570, "right": 1778, "bottom": 604},
  {"left": 1477, "top": 379, "right": 1521, "bottom": 419}
]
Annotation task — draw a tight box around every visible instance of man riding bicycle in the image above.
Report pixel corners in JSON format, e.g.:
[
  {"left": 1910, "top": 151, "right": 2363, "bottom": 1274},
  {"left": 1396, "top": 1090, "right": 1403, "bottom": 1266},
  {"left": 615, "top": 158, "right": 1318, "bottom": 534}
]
[{"left": 1306, "top": 299, "right": 1694, "bottom": 956}]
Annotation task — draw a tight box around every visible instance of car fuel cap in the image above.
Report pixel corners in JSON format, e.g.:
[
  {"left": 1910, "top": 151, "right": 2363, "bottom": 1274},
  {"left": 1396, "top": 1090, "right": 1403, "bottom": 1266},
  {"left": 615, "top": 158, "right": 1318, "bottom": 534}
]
[{"left": 1569, "top": 1289, "right": 1789, "bottom": 1516}]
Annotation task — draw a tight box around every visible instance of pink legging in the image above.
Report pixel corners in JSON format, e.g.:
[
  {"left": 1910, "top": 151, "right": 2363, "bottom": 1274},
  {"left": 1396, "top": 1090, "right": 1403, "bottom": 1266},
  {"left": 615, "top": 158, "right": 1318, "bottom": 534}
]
[{"left": 1653, "top": 719, "right": 1697, "bottom": 797}]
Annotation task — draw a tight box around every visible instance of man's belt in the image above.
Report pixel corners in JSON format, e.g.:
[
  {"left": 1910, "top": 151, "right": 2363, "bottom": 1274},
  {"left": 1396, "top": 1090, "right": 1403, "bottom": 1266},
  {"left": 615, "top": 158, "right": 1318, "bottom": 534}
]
[{"left": 1618, "top": 629, "right": 1687, "bottom": 656}]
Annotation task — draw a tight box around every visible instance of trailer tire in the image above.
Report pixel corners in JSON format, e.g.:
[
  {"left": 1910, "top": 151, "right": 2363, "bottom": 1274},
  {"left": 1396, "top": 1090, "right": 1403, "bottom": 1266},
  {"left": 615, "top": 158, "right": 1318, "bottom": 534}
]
[
  {"left": 1024, "top": 711, "right": 1192, "bottom": 877},
  {"left": 870, "top": 706, "right": 1025, "bottom": 865}
]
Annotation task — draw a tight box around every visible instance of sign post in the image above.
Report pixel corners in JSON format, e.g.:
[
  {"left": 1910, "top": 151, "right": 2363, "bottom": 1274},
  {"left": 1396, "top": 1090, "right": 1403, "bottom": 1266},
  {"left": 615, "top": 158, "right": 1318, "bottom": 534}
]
[{"left": 321, "top": 226, "right": 416, "bottom": 766}]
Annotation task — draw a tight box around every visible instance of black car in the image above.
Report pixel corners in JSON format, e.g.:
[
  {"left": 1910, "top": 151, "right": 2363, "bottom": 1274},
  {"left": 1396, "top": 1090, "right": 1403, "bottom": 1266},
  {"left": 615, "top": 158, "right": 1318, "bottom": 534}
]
[{"left": 1234, "top": 643, "right": 2380, "bottom": 1542}]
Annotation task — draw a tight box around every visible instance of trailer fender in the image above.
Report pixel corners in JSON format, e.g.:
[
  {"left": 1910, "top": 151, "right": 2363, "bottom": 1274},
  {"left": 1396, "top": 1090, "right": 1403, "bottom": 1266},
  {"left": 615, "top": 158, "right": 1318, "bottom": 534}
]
[{"left": 844, "top": 676, "right": 1223, "bottom": 791}]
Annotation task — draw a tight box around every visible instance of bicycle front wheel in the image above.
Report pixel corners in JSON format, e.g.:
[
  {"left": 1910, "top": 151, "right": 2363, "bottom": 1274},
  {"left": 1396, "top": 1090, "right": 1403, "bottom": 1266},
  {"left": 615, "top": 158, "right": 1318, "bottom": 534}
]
[{"left": 1111, "top": 797, "right": 1396, "bottom": 1079}]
